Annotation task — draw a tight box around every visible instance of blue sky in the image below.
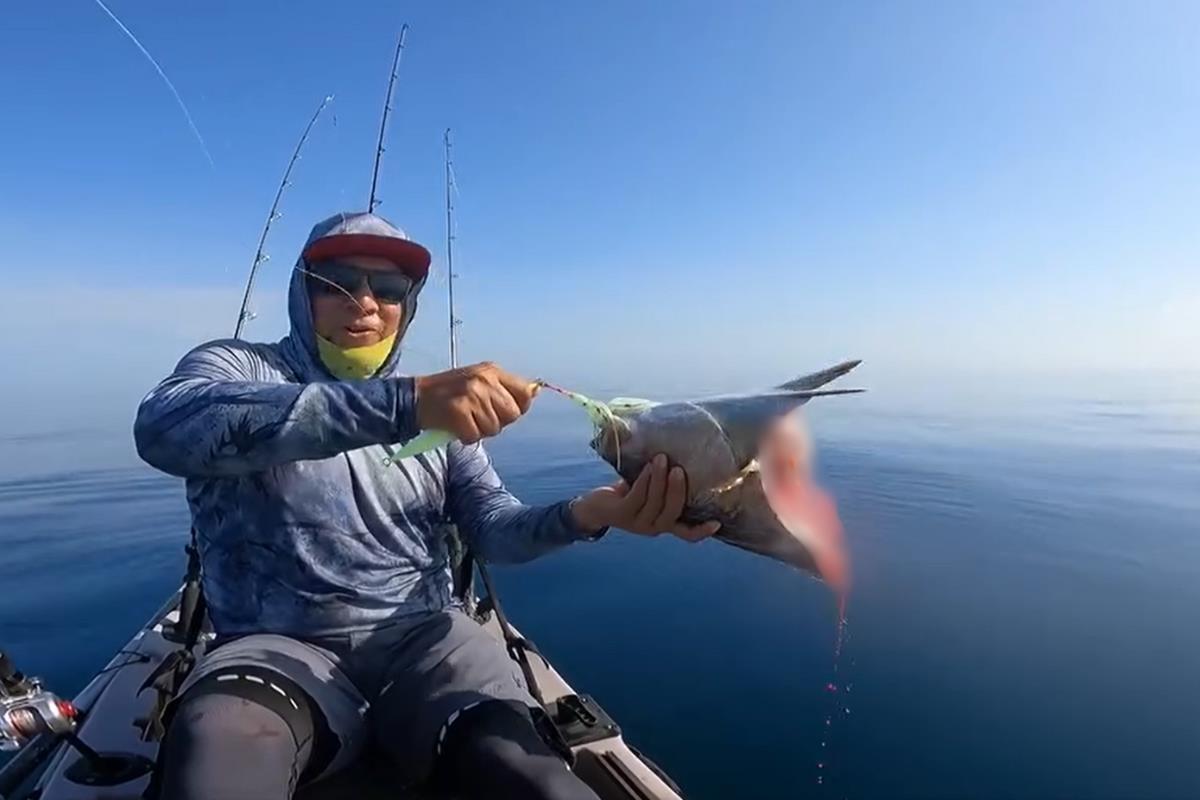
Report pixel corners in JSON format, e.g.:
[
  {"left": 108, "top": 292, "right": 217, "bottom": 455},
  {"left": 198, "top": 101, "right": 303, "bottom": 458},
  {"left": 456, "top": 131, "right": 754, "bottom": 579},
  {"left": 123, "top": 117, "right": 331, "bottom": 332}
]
[{"left": 1, "top": 1, "right": 1197, "bottom": 429}]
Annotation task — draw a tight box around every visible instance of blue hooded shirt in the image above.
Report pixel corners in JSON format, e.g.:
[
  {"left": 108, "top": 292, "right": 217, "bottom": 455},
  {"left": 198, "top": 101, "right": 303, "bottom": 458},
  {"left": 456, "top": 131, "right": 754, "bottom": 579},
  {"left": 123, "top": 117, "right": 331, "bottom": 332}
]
[{"left": 134, "top": 213, "right": 591, "bottom": 637}]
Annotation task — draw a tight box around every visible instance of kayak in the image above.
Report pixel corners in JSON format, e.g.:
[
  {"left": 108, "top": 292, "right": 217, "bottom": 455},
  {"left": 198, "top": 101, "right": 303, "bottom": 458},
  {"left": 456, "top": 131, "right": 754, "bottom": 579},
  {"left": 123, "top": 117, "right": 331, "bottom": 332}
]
[{"left": 0, "top": 583, "right": 685, "bottom": 800}]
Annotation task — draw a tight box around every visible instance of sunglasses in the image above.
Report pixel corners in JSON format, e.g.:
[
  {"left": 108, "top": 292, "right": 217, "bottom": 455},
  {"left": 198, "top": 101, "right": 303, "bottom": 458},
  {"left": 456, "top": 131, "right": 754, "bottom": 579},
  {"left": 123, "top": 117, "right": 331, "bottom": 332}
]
[{"left": 305, "top": 260, "right": 415, "bottom": 304}]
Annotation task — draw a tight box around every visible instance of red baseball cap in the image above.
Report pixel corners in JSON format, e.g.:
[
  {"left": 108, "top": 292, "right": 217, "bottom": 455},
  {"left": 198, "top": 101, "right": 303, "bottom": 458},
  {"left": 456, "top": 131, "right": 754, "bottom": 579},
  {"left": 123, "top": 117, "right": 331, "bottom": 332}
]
[{"left": 301, "top": 212, "right": 431, "bottom": 280}]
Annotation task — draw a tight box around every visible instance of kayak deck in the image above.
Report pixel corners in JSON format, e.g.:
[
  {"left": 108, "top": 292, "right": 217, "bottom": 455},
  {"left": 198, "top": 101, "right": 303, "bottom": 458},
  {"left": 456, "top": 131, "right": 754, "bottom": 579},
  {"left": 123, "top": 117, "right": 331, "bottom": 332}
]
[{"left": 4, "top": 595, "right": 684, "bottom": 800}]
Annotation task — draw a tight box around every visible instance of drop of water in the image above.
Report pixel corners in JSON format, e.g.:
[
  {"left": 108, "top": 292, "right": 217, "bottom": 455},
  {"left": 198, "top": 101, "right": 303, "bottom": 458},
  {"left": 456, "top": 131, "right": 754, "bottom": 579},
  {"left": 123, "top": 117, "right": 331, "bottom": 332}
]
[
  {"left": 843, "top": 707, "right": 851, "bottom": 715},
  {"left": 818, "top": 763, "right": 824, "bottom": 769},
  {"left": 825, "top": 682, "right": 838, "bottom": 693},
  {"left": 817, "top": 777, "right": 824, "bottom": 785}
]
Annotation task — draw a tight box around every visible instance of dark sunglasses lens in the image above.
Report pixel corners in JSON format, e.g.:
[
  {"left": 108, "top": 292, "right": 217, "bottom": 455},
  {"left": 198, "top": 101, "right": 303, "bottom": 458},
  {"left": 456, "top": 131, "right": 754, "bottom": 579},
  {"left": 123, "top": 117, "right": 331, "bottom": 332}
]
[
  {"left": 308, "top": 263, "right": 360, "bottom": 296},
  {"left": 308, "top": 261, "right": 412, "bottom": 303},
  {"left": 369, "top": 273, "right": 413, "bottom": 303}
]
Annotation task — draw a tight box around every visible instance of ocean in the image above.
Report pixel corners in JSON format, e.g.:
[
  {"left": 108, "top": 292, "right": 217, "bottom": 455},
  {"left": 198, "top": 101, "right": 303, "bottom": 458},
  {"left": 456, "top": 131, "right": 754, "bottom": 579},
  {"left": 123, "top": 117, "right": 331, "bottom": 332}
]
[{"left": 2, "top": 372, "right": 1198, "bottom": 799}]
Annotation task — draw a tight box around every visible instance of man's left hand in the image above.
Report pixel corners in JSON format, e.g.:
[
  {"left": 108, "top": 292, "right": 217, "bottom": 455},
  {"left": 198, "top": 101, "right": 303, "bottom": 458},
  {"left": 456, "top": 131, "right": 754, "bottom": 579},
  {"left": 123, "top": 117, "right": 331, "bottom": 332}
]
[{"left": 570, "top": 454, "right": 721, "bottom": 541}]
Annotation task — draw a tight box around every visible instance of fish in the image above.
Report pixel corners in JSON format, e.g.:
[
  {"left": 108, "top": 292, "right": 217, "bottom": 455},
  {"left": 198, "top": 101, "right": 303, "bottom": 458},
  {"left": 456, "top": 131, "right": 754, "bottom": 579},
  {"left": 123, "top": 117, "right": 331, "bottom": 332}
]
[{"left": 578, "top": 360, "right": 863, "bottom": 590}]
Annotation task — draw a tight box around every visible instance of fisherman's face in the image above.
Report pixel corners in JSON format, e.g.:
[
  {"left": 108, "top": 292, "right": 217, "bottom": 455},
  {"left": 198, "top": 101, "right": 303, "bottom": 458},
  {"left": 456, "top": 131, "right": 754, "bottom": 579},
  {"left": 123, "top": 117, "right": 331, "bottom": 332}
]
[{"left": 308, "top": 255, "right": 407, "bottom": 348}]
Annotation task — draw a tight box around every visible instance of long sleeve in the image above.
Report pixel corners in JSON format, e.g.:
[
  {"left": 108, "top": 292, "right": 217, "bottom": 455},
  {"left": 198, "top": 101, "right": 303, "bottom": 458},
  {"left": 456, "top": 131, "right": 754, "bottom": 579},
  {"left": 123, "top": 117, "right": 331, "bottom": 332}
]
[
  {"left": 445, "top": 441, "right": 595, "bottom": 565},
  {"left": 134, "top": 339, "right": 418, "bottom": 478}
]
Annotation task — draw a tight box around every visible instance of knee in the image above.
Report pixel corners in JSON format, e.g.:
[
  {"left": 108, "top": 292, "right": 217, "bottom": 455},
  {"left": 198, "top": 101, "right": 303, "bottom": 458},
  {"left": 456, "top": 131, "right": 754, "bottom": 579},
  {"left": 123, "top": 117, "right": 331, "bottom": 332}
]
[
  {"left": 168, "top": 693, "right": 295, "bottom": 754},
  {"left": 159, "top": 693, "right": 300, "bottom": 799}
]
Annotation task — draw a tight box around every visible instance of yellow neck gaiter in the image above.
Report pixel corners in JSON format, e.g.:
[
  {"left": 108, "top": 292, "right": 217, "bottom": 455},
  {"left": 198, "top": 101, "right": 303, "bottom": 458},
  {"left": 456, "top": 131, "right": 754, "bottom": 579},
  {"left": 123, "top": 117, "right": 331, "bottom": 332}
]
[{"left": 316, "top": 333, "right": 397, "bottom": 380}]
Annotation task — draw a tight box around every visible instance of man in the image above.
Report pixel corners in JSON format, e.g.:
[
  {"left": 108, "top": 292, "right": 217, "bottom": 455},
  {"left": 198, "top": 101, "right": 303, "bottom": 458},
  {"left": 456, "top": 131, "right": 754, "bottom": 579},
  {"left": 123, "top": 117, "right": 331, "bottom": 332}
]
[{"left": 134, "top": 212, "right": 718, "bottom": 800}]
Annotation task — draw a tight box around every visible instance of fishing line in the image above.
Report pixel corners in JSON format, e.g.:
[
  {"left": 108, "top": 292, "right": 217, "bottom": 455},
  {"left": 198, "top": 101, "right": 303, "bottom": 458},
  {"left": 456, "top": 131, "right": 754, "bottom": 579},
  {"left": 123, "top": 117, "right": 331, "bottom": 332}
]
[
  {"left": 291, "top": 264, "right": 372, "bottom": 317},
  {"left": 537, "top": 381, "right": 624, "bottom": 472},
  {"left": 90, "top": 0, "right": 215, "bottom": 166},
  {"left": 93, "top": 650, "right": 152, "bottom": 675}
]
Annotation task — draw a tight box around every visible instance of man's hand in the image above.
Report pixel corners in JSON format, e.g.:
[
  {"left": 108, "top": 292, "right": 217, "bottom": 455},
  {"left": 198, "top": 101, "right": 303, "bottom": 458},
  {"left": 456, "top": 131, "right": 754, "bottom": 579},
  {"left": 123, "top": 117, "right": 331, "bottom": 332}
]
[
  {"left": 414, "top": 362, "right": 539, "bottom": 444},
  {"left": 571, "top": 454, "right": 721, "bottom": 541}
]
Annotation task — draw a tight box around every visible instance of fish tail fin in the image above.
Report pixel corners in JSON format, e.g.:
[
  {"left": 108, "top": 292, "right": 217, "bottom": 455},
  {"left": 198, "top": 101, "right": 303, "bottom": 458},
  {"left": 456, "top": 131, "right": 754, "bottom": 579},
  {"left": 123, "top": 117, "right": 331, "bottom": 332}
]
[{"left": 776, "top": 360, "right": 862, "bottom": 391}]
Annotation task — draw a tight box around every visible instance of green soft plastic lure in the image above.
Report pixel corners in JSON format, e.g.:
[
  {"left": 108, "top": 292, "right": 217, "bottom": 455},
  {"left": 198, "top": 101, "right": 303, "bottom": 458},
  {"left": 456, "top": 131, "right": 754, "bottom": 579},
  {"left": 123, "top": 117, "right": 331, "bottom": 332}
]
[{"left": 382, "top": 429, "right": 455, "bottom": 465}]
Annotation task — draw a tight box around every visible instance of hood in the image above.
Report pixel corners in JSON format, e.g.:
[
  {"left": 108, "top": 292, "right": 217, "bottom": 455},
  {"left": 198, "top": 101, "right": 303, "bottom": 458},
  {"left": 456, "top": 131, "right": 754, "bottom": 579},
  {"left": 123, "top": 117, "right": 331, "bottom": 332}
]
[{"left": 282, "top": 211, "right": 431, "bottom": 382}]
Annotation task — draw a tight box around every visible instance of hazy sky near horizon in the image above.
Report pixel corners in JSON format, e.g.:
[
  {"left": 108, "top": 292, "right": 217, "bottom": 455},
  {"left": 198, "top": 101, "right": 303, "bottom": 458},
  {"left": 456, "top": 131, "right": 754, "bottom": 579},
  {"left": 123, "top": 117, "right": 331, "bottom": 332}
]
[{"left": 1, "top": 1, "right": 1197, "bottom": 431}]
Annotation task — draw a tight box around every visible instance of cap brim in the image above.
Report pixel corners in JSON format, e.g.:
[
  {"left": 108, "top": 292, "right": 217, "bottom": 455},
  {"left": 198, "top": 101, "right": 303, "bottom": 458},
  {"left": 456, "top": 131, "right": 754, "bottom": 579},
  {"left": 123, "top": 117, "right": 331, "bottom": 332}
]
[{"left": 303, "top": 234, "right": 431, "bottom": 280}]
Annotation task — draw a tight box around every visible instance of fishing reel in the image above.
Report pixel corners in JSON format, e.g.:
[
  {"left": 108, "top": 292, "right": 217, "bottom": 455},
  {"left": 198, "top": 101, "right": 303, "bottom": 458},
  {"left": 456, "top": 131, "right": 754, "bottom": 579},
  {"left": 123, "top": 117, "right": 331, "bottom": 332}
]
[
  {"left": 0, "top": 651, "right": 77, "bottom": 751},
  {"left": 0, "top": 649, "right": 154, "bottom": 787}
]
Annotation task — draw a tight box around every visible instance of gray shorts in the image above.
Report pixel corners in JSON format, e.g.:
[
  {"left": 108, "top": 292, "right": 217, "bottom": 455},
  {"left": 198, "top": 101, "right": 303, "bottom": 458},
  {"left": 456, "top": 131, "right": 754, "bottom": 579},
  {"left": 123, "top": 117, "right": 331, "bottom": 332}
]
[{"left": 178, "top": 609, "right": 534, "bottom": 785}]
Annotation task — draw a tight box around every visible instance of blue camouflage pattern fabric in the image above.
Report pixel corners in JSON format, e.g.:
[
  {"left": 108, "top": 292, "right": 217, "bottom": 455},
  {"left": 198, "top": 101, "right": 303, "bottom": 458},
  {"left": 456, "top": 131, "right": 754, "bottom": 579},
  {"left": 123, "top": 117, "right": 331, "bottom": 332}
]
[{"left": 134, "top": 212, "right": 589, "bottom": 637}]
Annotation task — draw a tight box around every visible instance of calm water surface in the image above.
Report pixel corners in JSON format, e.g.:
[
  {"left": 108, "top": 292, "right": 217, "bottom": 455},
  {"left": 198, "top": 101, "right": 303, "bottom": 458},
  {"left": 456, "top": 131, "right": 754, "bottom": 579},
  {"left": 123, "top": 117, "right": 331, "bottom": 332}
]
[{"left": 2, "top": 374, "right": 1198, "bottom": 799}]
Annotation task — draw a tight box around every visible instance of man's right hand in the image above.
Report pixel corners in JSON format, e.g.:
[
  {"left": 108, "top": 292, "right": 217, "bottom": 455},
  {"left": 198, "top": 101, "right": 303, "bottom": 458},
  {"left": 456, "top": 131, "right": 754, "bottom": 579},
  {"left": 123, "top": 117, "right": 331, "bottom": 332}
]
[{"left": 414, "top": 362, "right": 539, "bottom": 445}]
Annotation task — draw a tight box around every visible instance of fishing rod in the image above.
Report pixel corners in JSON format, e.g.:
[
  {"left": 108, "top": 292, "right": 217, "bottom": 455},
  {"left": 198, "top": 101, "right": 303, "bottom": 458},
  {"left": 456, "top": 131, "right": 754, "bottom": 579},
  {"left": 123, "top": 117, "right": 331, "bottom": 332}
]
[
  {"left": 368, "top": 21, "right": 423, "bottom": 471},
  {"left": 368, "top": 24, "right": 410, "bottom": 213},
  {"left": 438, "top": 128, "right": 548, "bottom": 705},
  {"left": 163, "top": 96, "right": 338, "bottom": 733},
  {"left": 234, "top": 94, "right": 335, "bottom": 339},
  {"left": 445, "top": 128, "right": 460, "bottom": 368},
  {"left": 359, "top": 30, "right": 554, "bottom": 703}
]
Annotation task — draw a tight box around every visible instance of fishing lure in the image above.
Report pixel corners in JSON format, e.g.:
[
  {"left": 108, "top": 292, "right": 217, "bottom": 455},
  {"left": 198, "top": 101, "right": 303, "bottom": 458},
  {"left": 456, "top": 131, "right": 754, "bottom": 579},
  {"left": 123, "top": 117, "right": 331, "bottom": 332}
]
[{"left": 382, "top": 378, "right": 630, "bottom": 465}]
